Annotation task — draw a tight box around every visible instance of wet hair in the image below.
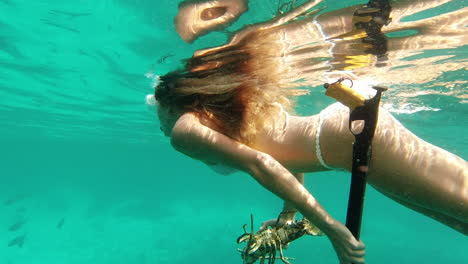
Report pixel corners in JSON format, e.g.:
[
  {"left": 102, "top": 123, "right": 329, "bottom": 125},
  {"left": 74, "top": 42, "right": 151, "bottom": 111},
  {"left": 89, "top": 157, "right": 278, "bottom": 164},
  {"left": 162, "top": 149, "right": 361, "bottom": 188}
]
[{"left": 155, "top": 30, "right": 304, "bottom": 144}]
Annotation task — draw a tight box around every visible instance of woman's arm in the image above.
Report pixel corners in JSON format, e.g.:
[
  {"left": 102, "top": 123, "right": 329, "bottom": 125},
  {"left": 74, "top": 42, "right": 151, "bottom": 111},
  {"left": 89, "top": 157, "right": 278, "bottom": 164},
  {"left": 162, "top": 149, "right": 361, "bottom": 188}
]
[
  {"left": 171, "top": 113, "right": 331, "bottom": 228},
  {"left": 283, "top": 173, "right": 305, "bottom": 211},
  {"left": 259, "top": 173, "right": 304, "bottom": 230},
  {"left": 171, "top": 113, "right": 365, "bottom": 264},
  {"left": 260, "top": 172, "right": 303, "bottom": 229},
  {"left": 279, "top": 173, "right": 304, "bottom": 224}
]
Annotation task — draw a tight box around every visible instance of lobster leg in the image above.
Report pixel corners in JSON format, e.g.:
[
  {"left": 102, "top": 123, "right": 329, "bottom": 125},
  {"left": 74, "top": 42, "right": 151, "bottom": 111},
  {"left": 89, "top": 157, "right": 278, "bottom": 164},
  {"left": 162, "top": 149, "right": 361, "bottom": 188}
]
[
  {"left": 267, "top": 251, "right": 273, "bottom": 264},
  {"left": 271, "top": 244, "right": 277, "bottom": 264},
  {"left": 278, "top": 243, "right": 291, "bottom": 264},
  {"left": 259, "top": 255, "right": 266, "bottom": 264}
]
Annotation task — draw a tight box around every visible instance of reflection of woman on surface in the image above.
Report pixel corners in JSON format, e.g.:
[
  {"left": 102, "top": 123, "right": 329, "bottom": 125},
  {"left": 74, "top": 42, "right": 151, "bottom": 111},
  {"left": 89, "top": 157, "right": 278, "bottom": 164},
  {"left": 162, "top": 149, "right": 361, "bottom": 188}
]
[{"left": 153, "top": 2, "right": 468, "bottom": 264}]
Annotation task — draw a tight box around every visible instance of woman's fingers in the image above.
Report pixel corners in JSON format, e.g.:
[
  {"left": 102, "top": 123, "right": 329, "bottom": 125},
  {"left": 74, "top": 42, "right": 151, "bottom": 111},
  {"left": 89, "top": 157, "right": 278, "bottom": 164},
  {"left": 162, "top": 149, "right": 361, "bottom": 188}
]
[
  {"left": 350, "top": 248, "right": 366, "bottom": 257},
  {"left": 346, "top": 242, "right": 365, "bottom": 262},
  {"left": 356, "top": 240, "right": 365, "bottom": 249},
  {"left": 348, "top": 255, "right": 365, "bottom": 264},
  {"left": 339, "top": 252, "right": 365, "bottom": 264},
  {"left": 350, "top": 240, "right": 365, "bottom": 255},
  {"left": 259, "top": 219, "right": 277, "bottom": 230},
  {"left": 328, "top": 224, "right": 366, "bottom": 264}
]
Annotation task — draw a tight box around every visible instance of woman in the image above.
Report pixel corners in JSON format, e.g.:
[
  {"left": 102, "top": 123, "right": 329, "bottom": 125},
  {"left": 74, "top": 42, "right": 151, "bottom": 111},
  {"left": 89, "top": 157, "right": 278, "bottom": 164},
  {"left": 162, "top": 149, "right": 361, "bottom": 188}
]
[{"left": 152, "top": 2, "right": 468, "bottom": 264}]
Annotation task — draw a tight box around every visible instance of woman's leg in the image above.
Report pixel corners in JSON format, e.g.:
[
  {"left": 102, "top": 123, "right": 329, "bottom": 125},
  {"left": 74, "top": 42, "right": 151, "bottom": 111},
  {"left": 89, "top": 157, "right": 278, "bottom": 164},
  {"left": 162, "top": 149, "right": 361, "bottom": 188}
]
[
  {"left": 369, "top": 110, "right": 468, "bottom": 226},
  {"left": 375, "top": 186, "right": 468, "bottom": 235}
]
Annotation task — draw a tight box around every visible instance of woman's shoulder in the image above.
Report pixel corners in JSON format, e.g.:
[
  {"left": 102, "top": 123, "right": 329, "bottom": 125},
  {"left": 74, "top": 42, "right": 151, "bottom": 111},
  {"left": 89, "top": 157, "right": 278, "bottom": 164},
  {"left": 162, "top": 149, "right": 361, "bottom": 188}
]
[
  {"left": 170, "top": 112, "right": 202, "bottom": 147},
  {"left": 172, "top": 112, "right": 203, "bottom": 133}
]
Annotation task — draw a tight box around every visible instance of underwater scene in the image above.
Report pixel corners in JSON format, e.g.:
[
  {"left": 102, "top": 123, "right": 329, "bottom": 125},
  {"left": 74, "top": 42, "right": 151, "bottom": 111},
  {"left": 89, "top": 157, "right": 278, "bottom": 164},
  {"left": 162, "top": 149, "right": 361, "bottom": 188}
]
[{"left": 0, "top": 0, "right": 467, "bottom": 263}]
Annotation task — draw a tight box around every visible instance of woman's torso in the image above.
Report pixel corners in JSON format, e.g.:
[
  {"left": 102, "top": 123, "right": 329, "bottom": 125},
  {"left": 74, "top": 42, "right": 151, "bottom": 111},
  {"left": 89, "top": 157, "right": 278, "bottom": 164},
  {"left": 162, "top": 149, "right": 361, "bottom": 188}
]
[
  {"left": 251, "top": 114, "right": 325, "bottom": 173},
  {"left": 199, "top": 103, "right": 354, "bottom": 173}
]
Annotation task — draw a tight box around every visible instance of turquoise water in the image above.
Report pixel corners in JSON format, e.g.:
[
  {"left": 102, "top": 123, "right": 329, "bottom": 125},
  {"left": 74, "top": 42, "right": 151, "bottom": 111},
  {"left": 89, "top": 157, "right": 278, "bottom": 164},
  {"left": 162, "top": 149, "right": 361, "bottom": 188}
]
[{"left": 1, "top": 0, "right": 467, "bottom": 263}]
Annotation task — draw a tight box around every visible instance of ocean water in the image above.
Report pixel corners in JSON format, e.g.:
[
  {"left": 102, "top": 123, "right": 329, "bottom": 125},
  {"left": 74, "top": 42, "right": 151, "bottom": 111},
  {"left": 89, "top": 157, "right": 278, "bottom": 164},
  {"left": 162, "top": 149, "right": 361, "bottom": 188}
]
[{"left": 0, "top": 0, "right": 467, "bottom": 264}]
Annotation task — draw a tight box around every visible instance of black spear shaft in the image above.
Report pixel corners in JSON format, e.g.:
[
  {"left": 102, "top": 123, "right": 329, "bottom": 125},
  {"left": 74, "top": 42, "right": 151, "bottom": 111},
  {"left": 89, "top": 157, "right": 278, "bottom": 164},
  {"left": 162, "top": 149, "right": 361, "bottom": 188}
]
[{"left": 345, "top": 86, "right": 386, "bottom": 240}]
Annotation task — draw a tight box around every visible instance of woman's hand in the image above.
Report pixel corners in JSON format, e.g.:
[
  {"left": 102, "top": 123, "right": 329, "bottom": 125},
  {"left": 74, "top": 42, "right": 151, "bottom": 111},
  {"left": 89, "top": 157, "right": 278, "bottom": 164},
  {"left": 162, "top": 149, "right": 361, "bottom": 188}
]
[
  {"left": 325, "top": 221, "right": 366, "bottom": 264},
  {"left": 259, "top": 211, "right": 296, "bottom": 230}
]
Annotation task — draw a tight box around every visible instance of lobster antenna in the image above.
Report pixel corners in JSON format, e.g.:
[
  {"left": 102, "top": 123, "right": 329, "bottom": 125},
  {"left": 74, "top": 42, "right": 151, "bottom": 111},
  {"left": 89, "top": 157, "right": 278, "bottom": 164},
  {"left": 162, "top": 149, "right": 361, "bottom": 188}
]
[
  {"left": 242, "top": 224, "right": 248, "bottom": 233},
  {"left": 250, "top": 214, "right": 254, "bottom": 235},
  {"left": 242, "top": 214, "right": 255, "bottom": 264}
]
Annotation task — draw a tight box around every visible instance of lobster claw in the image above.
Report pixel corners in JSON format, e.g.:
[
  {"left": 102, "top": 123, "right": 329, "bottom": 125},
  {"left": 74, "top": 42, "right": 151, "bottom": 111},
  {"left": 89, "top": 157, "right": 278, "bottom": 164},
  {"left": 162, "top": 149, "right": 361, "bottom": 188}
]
[
  {"left": 302, "top": 218, "right": 324, "bottom": 236},
  {"left": 247, "top": 241, "right": 261, "bottom": 254},
  {"left": 237, "top": 233, "right": 251, "bottom": 244}
]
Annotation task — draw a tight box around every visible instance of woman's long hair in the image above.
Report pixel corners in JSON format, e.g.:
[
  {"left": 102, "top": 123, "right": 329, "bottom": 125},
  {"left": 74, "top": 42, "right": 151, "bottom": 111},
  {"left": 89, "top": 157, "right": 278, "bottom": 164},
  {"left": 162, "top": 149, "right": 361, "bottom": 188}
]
[{"left": 155, "top": 29, "right": 306, "bottom": 144}]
